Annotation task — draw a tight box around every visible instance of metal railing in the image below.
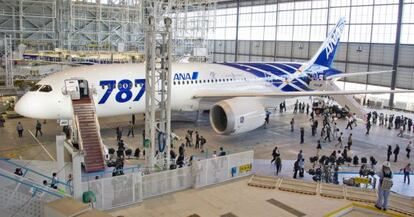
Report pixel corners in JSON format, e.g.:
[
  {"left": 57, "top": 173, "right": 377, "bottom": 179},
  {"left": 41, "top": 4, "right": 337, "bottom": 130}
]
[{"left": 0, "top": 158, "right": 72, "bottom": 189}]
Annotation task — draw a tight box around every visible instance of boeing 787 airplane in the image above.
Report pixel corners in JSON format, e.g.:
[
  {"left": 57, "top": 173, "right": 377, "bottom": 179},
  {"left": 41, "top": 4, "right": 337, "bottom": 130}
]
[{"left": 14, "top": 18, "right": 413, "bottom": 135}]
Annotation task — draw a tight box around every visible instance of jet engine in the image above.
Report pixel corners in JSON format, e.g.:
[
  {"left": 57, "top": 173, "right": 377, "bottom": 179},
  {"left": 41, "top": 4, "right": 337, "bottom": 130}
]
[{"left": 209, "top": 98, "right": 266, "bottom": 135}]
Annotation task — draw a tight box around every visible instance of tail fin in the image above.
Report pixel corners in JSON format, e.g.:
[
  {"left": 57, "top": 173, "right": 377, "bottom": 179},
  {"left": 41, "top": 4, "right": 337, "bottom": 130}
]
[{"left": 308, "top": 17, "right": 346, "bottom": 68}]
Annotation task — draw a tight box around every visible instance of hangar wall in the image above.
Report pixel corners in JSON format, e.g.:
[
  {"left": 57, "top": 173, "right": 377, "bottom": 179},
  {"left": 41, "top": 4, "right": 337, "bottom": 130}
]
[{"left": 209, "top": 0, "right": 414, "bottom": 91}]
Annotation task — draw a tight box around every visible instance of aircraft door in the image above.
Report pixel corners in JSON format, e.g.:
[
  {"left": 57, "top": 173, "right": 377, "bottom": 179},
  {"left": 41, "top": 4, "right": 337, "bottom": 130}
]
[{"left": 65, "top": 79, "right": 80, "bottom": 100}]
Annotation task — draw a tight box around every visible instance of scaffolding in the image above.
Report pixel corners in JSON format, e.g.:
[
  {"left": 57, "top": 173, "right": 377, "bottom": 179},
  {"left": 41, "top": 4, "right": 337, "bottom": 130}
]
[
  {"left": 144, "top": 15, "right": 172, "bottom": 171},
  {"left": 0, "top": 0, "right": 215, "bottom": 59},
  {"left": 3, "top": 35, "right": 13, "bottom": 87}
]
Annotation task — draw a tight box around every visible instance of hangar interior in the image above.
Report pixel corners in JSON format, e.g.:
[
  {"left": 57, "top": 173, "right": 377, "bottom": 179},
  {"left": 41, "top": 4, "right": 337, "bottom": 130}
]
[{"left": 0, "top": 0, "right": 414, "bottom": 217}]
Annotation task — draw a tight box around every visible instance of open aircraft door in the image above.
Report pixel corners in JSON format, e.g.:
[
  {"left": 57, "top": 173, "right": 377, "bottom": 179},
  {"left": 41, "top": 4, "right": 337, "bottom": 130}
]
[{"left": 65, "top": 79, "right": 81, "bottom": 100}]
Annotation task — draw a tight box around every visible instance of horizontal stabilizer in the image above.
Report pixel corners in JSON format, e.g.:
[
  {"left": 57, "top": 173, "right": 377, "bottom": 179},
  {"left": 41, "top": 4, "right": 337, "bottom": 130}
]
[{"left": 326, "top": 70, "right": 393, "bottom": 80}]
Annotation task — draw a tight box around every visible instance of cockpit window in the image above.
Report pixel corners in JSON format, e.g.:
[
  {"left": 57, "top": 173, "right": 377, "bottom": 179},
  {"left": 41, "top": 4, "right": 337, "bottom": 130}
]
[
  {"left": 39, "top": 85, "right": 53, "bottom": 92},
  {"left": 30, "top": 84, "right": 42, "bottom": 92}
]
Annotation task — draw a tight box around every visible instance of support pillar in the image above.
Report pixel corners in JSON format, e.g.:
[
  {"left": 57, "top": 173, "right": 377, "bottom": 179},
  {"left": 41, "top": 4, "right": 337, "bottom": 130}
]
[
  {"left": 72, "top": 152, "right": 83, "bottom": 200},
  {"left": 389, "top": 0, "right": 404, "bottom": 107},
  {"left": 56, "top": 135, "right": 66, "bottom": 182}
]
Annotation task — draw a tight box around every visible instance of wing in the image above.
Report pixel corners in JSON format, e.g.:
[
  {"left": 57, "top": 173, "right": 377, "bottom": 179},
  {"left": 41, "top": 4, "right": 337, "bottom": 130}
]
[
  {"left": 326, "top": 70, "right": 393, "bottom": 80},
  {"left": 194, "top": 89, "right": 414, "bottom": 99}
]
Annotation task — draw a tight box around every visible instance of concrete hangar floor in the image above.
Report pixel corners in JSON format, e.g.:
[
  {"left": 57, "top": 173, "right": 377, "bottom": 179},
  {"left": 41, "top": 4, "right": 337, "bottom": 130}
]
[{"left": 0, "top": 105, "right": 413, "bottom": 216}]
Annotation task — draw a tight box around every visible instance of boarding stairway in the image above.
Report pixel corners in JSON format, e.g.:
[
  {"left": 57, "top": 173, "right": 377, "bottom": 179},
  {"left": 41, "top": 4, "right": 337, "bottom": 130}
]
[
  {"left": 310, "top": 80, "right": 365, "bottom": 117},
  {"left": 72, "top": 97, "right": 105, "bottom": 172}
]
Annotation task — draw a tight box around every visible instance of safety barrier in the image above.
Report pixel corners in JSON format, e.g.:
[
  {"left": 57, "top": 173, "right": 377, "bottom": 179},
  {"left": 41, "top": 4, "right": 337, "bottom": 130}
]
[
  {"left": 0, "top": 169, "right": 66, "bottom": 217},
  {"left": 247, "top": 175, "right": 280, "bottom": 189},
  {"left": 0, "top": 158, "right": 72, "bottom": 190},
  {"left": 194, "top": 150, "right": 254, "bottom": 188},
  {"left": 82, "top": 150, "right": 254, "bottom": 210},
  {"left": 246, "top": 174, "right": 414, "bottom": 216}
]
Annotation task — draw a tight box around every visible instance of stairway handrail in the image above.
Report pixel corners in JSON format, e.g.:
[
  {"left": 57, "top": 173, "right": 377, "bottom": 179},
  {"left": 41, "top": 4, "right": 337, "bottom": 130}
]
[
  {"left": 74, "top": 115, "right": 85, "bottom": 152},
  {"left": 0, "top": 158, "right": 72, "bottom": 188},
  {"left": 0, "top": 167, "right": 70, "bottom": 198},
  {"left": 89, "top": 95, "right": 106, "bottom": 159}
]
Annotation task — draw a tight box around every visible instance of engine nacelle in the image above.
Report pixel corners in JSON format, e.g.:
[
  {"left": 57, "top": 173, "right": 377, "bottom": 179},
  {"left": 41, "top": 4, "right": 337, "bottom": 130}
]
[{"left": 210, "top": 98, "right": 266, "bottom": 135}]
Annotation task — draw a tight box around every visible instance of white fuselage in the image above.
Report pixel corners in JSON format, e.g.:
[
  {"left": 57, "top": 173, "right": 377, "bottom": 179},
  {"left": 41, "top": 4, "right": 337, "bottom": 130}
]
[{"left": 15, "top": 63, "right": 303, "bottom": 120}]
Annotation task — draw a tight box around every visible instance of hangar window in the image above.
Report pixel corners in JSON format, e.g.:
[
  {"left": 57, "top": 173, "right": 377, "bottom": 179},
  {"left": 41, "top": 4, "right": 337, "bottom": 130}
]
[
  {"left": 30, "top": 84, "right": 42, "bottom": 91},
  {"left": 39, "top": 85, "right": 53, "bottom": 92}
]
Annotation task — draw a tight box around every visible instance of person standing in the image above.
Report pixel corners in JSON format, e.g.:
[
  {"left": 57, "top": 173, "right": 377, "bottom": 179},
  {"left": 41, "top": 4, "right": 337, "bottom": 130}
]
[
  {"left": 264, "top": 111, "right": 270, "bottom": 128},
  {"left": 0, "top": 116, "right": 5, "bottom": 128},
  {"left": 324, "top": 125, "right": 331, "bottom": 142},
  {"left": 345, "top": 115, "right": 353, "bottom": 130},
  {"left": 142, "top": 129, "right": 145, "bottom": 145},
  {"left": 290, "top": 118, "right": 295, "bottom": 132},
  {"left": 347, "top": 133, "right": 353, "bottom": 149},
  {"left": 393, "top": 144, "right": 400, "bottom": 162},
  {"left": 50, "top": 172, "right": 59, "bottom": 189},
  {"left": 335, "top": 132, "right": 343, "bottom": 148},
  {"left": 300, "top": 127, "right": 304, "bottom": 144},
  {"left": 270, "top": 146, "right": 280, "bottom": 164},
  {"left": 200, "top": 136, "right": 206, "bottom": 150},
  {"left": 375, "top": 161, "right": 393, "bottom": 211},
  {"left": 293, "top": 160, "right": 300, "bottom": 179},
  {"left": 306, "top": 103, "right": 310, "bottom": 115},
  {"left": 195, "top": 131, "right": 200, "bottom": 149},
  {"left": 387, "top": 145, "right": 392, "bottom": 162},
  {"left": 316, "top": 140, "right": 322, "bottom": 156},
  {"left": 402, "top": 163, "right": 411, "bottom": 185},
  {"left": 131, "top": 114, "right": 136, "bottom": 126},
  {"left": 406, "top": 141, "right": 412, "bottom": 159},
  {"left": 397, "top": 126, "right": 404, "bottom": 137},
  {"left": 332, "top": 122, "right": 338, "bottom": 139},
  {"left": 366, "top": 121, "right": 371, "bottom": 135},
  {"left": 297, "top": 150, "right": 303, "bottom": 161},
  {"left": 299, "top": 158, "right": 305, "bottom": 178},
  {"left": 116, "top": 126, "right": 122, "bottom": 142},
  {"left": 35, "top": 120, "right": 43, "bottom": 137},
  {"left": 127, "top": 121, "right": 134, "bottom": 137},
  {"left": 16, "top": 122, "right": 24, "bottom": 137},
  {"left": 275, "top": 156, "right": 282, "bottom": 176}
]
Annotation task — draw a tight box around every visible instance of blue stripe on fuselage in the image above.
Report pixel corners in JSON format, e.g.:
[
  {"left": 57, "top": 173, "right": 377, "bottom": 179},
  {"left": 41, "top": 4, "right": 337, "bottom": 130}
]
[
  {"left": 221, "top": 62, "right": 310, "bottom": 91},
  {"left": 242, "top": 63, "right": 289, "bottom": 77},
  {"left": 268, "top": 63, "right": 297, "bottom": 73}
]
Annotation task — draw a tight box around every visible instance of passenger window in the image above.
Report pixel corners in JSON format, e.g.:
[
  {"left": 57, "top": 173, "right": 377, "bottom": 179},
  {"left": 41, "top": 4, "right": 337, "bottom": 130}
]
[
  {"left": 178, "top": 81, "right": 181, "bottom": 85},
  {"left": 173, "top": 81, "right": 176, "bottom": 85},
  {"left": 30, "top": 84, "right": 42, "bottom": 91},
  {"left": 39, "top": 85, "right": 52, "bottom": 92},
  {"left": 186, "top": 81, "right": 189, "bottom": 84}
]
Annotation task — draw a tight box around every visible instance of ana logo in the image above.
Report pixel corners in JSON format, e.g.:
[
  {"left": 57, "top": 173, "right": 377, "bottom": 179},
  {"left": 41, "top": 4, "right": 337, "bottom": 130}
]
[
  {"left": 173, "top": 72, "right": 199, "bottom": 80},
  {"left": 325, "top": 18, "right": 346, "bottom": 59}
]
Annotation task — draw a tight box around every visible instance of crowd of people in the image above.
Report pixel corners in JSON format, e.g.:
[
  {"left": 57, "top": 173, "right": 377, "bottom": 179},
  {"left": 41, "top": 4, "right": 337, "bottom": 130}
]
[
  {"left": 110, "top": 121, "right": 227, "bottom": 172},
  {"left": 268, "top": 99, "right": 413, "bottom": 211}
]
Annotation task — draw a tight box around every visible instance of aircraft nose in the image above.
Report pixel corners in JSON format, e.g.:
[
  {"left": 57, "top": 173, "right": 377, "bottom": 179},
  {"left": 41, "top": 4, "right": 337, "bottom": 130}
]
[{"left": 14, "top": 95, "right": 31, "bottom": 118}]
